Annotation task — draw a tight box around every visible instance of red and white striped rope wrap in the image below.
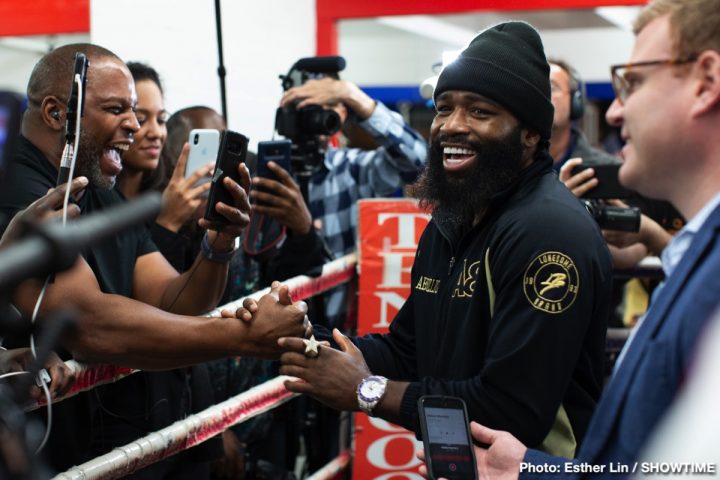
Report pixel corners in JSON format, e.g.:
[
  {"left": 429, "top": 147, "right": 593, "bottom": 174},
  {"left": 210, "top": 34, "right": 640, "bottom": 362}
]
[
  {"left": 54, "top": 375, "right": 299, "bottom": 480},
  {"left": 307, "top": 449, "right": 352, "bottom": 480},
  {"left": 26, "top": 361, "right": 137, "bottom": 412},
  {"left": 26, "top": 253, "right": 357, "bottom": 412},
  {"left": 207, "top": 252, "right": 357, "bottom": 315}
]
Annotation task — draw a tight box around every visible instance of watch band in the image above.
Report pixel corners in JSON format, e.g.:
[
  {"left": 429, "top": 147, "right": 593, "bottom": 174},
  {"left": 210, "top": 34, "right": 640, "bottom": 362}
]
[{"left": 201, "top": 232, "right": 237, "bottom": 263}]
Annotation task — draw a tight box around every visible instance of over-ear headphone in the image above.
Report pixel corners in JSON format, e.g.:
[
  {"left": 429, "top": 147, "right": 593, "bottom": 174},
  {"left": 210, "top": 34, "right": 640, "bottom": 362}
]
[{"left": 568, "top": 68, "right": 585, "bottom": 121}]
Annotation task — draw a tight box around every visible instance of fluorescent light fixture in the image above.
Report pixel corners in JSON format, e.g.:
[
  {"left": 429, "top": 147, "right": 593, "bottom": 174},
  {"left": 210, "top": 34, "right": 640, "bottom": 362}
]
[{"left": 377, "top": 15, "right": 475, "bottom": 48}]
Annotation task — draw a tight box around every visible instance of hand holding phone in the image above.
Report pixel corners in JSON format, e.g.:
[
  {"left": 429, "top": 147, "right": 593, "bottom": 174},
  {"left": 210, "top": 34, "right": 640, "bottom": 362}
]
[
  {"left": 203, "top": 130, "right": 251, "bottom": 229},
  {"left": 418, "top": 395, "right": 478, "bottom": 480},
  {"left": 568, "top": 160, "right": 633, "bottom": 199},
  {"left": 256, "top": 140, "right": 292, "bottom": 181}
]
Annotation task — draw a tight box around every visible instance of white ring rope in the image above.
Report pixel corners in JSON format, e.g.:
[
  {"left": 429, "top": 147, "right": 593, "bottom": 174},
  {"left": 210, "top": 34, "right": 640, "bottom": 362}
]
[{"left": 53, "top": 375, "right": 299, "bottom": 480}]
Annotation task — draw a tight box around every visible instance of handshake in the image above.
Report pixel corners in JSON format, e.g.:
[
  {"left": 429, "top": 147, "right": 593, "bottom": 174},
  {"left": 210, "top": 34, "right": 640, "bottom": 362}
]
[{"left": 218, "top": 280, "right": 317, "bottom": 360}]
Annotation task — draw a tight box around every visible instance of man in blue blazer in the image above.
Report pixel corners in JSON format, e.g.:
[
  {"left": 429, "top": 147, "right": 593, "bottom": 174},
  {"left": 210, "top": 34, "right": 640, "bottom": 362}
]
[{"left": 416, "top": 0, "right": 720, "bottom": 477}]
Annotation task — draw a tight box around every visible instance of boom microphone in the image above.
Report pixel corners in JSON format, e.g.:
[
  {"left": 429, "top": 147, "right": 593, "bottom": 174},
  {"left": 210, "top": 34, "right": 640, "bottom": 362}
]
[
  {"left": 293, "top": 56, "right": 346, "bottom": 74},
  {"left": 57, "top": 52, "right": 88, "bottom": 186},
  {"left": 65, "top": 52, "right": 88, "bottom": 144},
  {"left": 0, "top": 192, "right": 161, "bottom": 292}
]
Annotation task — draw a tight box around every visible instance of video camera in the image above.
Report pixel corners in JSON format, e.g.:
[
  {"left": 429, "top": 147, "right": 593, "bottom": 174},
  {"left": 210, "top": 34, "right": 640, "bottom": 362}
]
[
  {"left": 274, "top": 56, "right": 346, "bottom": 173},
  {"left": 571, "top": 161, "right": 641, "bottom": 232}
]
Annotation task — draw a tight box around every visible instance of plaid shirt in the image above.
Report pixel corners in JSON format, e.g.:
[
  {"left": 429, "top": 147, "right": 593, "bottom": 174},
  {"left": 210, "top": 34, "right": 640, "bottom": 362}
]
[{"left": 308, "top": 102, "right": 427, "bottom": 326}]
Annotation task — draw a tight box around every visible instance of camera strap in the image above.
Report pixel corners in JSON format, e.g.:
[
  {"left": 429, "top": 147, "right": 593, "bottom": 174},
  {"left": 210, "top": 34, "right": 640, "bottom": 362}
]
[{"left": 242, "top": 212, "right": 286, "bottom": 261}]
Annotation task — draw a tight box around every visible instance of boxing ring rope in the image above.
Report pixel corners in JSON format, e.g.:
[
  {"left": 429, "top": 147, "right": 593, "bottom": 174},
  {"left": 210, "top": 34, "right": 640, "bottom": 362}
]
[
  {"left": 49, "top": 253, "right": 357, "bottom": 479},
  {"left": 54, "top": 376, "right": 299, "bottom": 480},
  {"left": 25, "top": 253, "right": 357, "bottom": 412},
  {"left": 307, "top": 450, "right": 352, "bottom": 480}
]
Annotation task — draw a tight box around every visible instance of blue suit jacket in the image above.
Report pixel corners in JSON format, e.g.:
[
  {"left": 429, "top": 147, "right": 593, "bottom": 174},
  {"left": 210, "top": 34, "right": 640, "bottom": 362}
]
[{"left": 523, "top": 202, "right": 720, "bottom": 478}]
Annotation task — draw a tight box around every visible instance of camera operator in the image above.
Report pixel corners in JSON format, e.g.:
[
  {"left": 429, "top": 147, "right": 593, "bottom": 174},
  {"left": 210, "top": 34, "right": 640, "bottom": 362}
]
[
  {"left": 550, "top": 60, "right": 680, "bottom": 329},
  {"left": 550, "top": 59, "right": 678, "bottom": 262},
  {"left": 279, "top": 71, "right": 427, "bottom": 329}
]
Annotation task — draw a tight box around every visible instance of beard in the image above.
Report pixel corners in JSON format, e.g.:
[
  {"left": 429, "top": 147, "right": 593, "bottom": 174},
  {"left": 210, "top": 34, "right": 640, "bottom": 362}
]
[
  {"left": 74, "top": 129, "right": 116, "bottom": 190},
  {"left": 413, "top": 126, "right": 525, "bottom": 229}
]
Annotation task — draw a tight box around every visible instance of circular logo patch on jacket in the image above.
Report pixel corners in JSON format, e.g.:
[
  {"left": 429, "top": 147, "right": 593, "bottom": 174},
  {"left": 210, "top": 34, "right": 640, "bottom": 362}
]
[{"left": 523, "top": 251, "right": 579, "bottom": 314}]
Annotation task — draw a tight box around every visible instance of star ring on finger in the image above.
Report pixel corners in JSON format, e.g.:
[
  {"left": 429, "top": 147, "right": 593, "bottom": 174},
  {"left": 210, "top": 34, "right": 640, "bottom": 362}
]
[{"left": 303, "top": 335, "right": 320, "bottom": 358}]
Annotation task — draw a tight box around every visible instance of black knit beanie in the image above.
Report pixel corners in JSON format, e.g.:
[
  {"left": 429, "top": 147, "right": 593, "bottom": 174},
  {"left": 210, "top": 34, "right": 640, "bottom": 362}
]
[{"left": 434, "top": 21, "right": 554, "bottom": 140}]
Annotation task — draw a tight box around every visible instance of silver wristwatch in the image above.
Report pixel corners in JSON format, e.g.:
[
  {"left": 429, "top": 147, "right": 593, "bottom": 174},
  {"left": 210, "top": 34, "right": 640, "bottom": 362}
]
[{"left": 357, "top": 375, "right": 388, "bottom": 416}]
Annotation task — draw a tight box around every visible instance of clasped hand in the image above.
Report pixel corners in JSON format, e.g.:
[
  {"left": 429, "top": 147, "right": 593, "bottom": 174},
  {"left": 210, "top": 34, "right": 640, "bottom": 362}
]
[
  {"left": 220, "top": 281, "right": 308, "bottom": 359},
  {"left": 236, "top": 296, "right": 372, "bottom": 412}
]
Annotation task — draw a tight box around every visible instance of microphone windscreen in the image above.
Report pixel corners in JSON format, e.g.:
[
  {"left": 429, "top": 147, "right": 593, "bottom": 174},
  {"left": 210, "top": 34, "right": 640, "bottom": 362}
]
[{"left": 293, "top": 56, "right": 346, "bottom": 74}]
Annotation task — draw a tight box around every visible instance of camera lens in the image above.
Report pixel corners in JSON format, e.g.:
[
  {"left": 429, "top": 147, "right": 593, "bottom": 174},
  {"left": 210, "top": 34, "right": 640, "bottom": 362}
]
[{"left": 193, "top": 134, "right": 199, "bottom": 145}]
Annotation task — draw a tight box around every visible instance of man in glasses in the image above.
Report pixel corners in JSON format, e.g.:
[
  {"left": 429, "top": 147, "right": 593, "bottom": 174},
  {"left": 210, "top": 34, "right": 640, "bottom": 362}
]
[{"left": 418, "top": 0, "right": 720, "bottom": 477}]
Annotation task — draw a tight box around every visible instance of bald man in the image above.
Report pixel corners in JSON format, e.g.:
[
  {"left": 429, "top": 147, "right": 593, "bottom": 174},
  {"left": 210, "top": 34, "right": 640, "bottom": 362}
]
[{"left": 0, "top": 43, "right": 309, "bottom": 470}]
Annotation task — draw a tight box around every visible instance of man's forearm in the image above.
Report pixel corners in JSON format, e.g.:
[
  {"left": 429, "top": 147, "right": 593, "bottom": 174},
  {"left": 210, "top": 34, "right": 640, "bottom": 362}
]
[
  {"left": 160, "top": 254, "right": 229, "bottom": 315},
  {"left": 69, "top": 298, "right": 237, "bottom": 370},
  {"left": 373, "top": 380, "right": 411, "bottom": 427}
]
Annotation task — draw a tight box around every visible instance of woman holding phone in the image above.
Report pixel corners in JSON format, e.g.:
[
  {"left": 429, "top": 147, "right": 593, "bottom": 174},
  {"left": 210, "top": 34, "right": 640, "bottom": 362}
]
[
  {"left": 111, "top": 62, "right": 223, "bottom": 480},
  {"left": 117, "top": 63, "right": 213, "bottom": 240}
]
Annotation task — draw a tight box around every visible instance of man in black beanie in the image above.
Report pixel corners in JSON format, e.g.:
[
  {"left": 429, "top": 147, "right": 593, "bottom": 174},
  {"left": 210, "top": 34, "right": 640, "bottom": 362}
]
[{"left": 275, "top": 21, "right": 613, "bottom": 460}]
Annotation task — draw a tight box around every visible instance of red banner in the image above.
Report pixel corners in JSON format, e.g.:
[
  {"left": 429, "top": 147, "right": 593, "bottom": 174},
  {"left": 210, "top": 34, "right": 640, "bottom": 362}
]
[{"left": 354, "top": 199, "right": 431, "bottom": 479}]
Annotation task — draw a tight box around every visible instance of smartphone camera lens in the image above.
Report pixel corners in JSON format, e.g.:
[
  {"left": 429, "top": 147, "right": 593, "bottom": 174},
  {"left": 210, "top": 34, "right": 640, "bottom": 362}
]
[{"left": 193, "top": 134, "right": 199, "bottom": 145}]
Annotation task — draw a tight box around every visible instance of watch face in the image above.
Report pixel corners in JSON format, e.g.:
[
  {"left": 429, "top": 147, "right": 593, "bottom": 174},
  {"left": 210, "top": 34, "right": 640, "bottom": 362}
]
[
  {"left": 360, "top": 380, "right": 379, "bottom": 398},
  {"left": 359, "top": 377, "right": 385, "bottom": 401}
]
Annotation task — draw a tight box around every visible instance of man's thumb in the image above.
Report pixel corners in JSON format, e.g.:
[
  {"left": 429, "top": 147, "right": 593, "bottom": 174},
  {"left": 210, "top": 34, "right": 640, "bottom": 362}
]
[{"left": 332, "top": 328, "right": 353, "bottom": 353}]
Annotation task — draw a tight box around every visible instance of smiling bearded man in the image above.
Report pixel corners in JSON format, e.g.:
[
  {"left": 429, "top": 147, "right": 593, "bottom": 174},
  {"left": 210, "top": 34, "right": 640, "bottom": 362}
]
[{"left": 275, "top": 21, "right": 615, "bottom": 459}]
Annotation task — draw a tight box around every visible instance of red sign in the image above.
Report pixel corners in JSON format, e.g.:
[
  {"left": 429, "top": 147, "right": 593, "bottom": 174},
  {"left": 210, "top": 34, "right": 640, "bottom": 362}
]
[{"left": 354, "top": 199, "right": 431, "bottom": 479}]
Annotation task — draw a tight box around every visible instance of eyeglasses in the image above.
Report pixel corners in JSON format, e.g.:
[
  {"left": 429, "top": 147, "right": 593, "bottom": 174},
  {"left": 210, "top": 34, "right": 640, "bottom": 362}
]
[{"left": 610, "top": 57, "right": 697, "bottom": 104}]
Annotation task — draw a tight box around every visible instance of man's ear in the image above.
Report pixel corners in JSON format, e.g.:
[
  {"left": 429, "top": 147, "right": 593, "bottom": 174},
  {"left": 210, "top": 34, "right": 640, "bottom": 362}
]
[
  {"left": 521, "top": 129, "right": 541, "bottom": 149},
  {"left": 40, "top": 96, "right": 66, "bottom": 130},
  {"left": 690, "top": 50, "right": 720, "bottom": 117}
]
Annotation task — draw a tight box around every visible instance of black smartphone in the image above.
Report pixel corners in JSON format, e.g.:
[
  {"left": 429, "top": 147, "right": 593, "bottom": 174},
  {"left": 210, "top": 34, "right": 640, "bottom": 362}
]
[
  {"left": 418, "top": 395, "right": 478, "bottom": 480},
  {"left": 256, "top": 139, "right": 292, "bottom": 181},
  {"left": 570, "top": 161, "right": 634, "bottom": 199},
  {"left": 204, "top": 129, "right": 249, "bottom": 226},
  {"left": 0, "top": 91, "right": 23, "bottom": 176}
]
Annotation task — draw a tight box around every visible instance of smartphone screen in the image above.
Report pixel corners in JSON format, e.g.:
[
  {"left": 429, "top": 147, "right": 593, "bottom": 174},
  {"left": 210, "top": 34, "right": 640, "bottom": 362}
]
[
  {"left": 204, "top": 129, "right": 249, "bottom": 226},
  {"left": 570, "top": 162, "right": 633, "bottom": 199},
  {"left": 418, "top": 396, "right": 478, "bottom": 480},
  {"left": 256, "top": 139, "right": 292, "bottom": 181}
]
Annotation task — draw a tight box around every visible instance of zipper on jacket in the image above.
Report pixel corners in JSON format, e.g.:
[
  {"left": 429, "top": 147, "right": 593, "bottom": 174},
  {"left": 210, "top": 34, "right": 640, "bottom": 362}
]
[{"left": 448, "top": 256, "right": 455, "bottom": 276}]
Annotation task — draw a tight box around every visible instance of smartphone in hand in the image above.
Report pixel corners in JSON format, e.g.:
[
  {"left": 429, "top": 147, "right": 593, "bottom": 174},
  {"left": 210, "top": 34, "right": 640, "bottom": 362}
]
[
  {"left": 418, "top": 395, "right": 478, "bottom": 480},
  {"left": 186, "top": 129, "right": 220, "bottom": 179},
  {"left": 255, "top": 140, "right": 292, "bottom": 206},
  {"left": 204, "top": 129, "right": 249, "bottom": 226},
  {"left": 570, "top": 161, "right": 634, "bottom": 199},
  {"left": 256, "top": 139, "right": 292, "bottom": 181}
]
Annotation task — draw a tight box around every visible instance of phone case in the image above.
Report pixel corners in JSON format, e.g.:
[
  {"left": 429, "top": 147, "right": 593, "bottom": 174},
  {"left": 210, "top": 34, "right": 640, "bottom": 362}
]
[
  {"left": 256, "top": 139, "right": 292, "bottom": 181},
  {"left": 204, "top": 130, "right": 249, "bottom": 226},
  {"left": 186, "top": 129, "right": 220, "bottom": 178},
  {"left": 418, "top": 395, "right": 478, "bottom": 480}
]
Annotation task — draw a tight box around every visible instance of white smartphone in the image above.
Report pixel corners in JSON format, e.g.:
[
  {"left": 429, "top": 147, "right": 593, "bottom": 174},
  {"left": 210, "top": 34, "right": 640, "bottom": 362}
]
[{"left": 186, "top": 129, "right": 220, "bottom": 179}]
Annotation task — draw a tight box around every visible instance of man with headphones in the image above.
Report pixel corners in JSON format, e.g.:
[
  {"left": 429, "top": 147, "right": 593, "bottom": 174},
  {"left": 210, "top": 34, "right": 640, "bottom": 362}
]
[{"left": 548, "top": 59, "right": 620, "bottom": 180}]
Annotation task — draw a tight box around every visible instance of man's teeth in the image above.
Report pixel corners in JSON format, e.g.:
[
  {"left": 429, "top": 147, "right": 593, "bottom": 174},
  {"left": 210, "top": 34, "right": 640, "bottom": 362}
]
[
  {"left": 444, "top": 146, "right": 474, "bottom": 155},
  {"left": 110, "top": 144, "right": 129, "bottom": 152}
]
